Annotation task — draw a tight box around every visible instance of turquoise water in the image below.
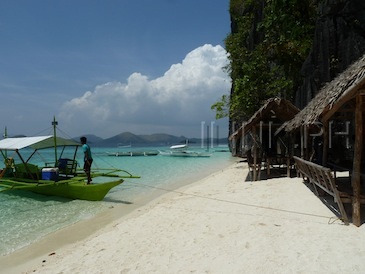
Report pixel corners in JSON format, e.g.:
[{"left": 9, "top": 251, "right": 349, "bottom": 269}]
[{"left": 0, "top": 145, "right": 233, "bottom": 256}]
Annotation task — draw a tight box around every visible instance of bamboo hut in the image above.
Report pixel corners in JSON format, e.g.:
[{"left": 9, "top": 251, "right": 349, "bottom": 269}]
[
  {"left": 282, "top": 53, "right": 365, "bottom": 226},
  {"left": 229, "top": 98, "right": 300, "bottom": 180}
]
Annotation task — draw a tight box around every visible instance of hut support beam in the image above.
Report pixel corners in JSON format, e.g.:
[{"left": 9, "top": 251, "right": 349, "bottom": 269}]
[
  {"left": 300, "top": 126, "right": 309, "bottom": 159},
  {"left": 253, "top": 126, "right": 258, "bottom": 181},
  {"left": 352, "top": 94, "right": 364, "bottom": 227},
  {"left": 322, "top": 121, "right": 328, "bottom": 166},
  {"left": 300, "top": 127, "right": 304, "bottom": 158}
]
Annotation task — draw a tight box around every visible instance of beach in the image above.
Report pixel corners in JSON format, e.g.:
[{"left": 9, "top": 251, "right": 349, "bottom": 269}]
[{"left": 1, "top": 160, "right": 365, "bottom": 274}]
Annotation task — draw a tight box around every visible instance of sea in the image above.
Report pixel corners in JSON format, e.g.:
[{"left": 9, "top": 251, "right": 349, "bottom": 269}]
[{"left": 0, "top": 145, "right": 233, "bottom": 256}]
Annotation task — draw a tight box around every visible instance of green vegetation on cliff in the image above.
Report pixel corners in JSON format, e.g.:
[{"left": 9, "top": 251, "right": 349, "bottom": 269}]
[{"left": 212, "top": 0, "right": 317, "bottom": 122}]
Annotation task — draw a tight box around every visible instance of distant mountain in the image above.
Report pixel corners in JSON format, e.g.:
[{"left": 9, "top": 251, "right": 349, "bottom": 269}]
[
  {"left": 96, "top": 132, "right": 188, "bottom": 147},
  {"left": 3, "top": 132, "right": 228, "bottom": 147},
  {"left": 138, "top": 133, "right": 188, "bottom": 144},
  {"left": 79, "top": 132, "right": 229, "bottom": 147},
  {"left": 73, "top": 134, "right": 104, "bottom": 145}
]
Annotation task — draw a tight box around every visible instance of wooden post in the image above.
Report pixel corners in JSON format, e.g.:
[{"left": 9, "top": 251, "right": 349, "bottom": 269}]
[
  {"left": 352, "top": 94, "right": 363, "bottom": 227},
  {"left": 304, "top": 126, "right": 309, "bottom": 160},
  {"left": 286, "top": 156, "right": 290, "bottom": 177},
  {"left": 253, "top": 126, "right": 257, "bottom": 181},
  {"left": 322, "top": 121, "right": 328, "bottom": 166},
  {"left": 300, "top": 126, "right": 304, "bottom": 158},
  {"left": 286, "top": 132, "right": 292, "bottom": 177}
]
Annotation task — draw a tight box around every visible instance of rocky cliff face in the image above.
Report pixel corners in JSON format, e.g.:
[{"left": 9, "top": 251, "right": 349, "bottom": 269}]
[
  {"left": 227, "top": 0, "right": 365, "bottom": 139},
  {"left": 296, "top": 0, "right": 365, "bottom": 108},
  {"left": 229, "top": 0, "right": 365, "bottom": 109}
]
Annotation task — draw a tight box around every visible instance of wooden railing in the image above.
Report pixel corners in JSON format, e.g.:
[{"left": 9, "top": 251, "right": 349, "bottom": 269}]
[{"left": 293, "top": 156, "right": 353, "bottom": 225}]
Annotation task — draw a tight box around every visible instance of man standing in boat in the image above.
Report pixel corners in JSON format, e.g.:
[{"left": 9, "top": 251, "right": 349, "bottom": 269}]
[{"left": 80, "top": 136, "right": 93, "bottom": 184}]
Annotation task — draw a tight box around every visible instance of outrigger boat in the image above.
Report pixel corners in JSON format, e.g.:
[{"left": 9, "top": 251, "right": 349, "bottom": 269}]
[
  {"left": 0, "top": 119, "right": 140, "bottom": 201},
  {"left": 159, "top": 142, "right": 212, "bottom": 158},
  {"left": 106, "top": 150, "right": 159, "bottom": 157}
]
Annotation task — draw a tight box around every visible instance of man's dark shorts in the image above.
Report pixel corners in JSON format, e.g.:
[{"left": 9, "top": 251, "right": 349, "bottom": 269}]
[{"left": 83, "top": 159, "right": 93, "bottom": 172}]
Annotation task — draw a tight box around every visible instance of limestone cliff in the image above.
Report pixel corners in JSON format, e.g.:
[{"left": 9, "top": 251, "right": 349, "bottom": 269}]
[
  {"left": 228, "top": 0, "right": 365, "bottom": 111},
  {"left": 296, "top": 0, "right": 365, "bottom": 108}
]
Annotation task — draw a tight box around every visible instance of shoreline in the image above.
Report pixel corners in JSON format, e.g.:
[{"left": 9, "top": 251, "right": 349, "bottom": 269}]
[
  {"left": 2, "top": 160, "right": 365, "bottom": 273},
  {"left": 0, "top": 158, "right": 235, "bottom": 273}
]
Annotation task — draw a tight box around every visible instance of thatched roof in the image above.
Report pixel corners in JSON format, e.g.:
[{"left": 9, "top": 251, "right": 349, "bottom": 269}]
[
  {"left": 283, "top": 53, "right": 365, "bottom": 132},
  {"left": 229, "top": 97, "right": 300, "bottom": 140}
]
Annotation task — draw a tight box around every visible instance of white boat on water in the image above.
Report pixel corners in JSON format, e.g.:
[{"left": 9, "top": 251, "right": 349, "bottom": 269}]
[
  {"left": 159, "top": 150, "right": 212, "bottom": 157},
  {"left": 169, "top": 143, "right": 188, "bottom": 150},
  {"left": 106, "top": 151, "right": 159, "bottom": 157},
  {"left": 159, "top": 143, "right": 212, "bottom": 157}
]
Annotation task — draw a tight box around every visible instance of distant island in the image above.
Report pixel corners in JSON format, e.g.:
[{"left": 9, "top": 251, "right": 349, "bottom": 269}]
[
  {"left": 6, "top": 131, "right": 228, "bottom": 147},
  {"left": 75, "top": 132, "right": 229, "bottom": 147}
]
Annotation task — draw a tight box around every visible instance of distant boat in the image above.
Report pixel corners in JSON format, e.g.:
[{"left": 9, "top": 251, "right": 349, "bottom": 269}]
[
  {"left": 214, "top": 149, "right": 229, "bottom": 152},
  {"left": 117, "top": 143, "right": 132, "bottom": 148},
  {"left": 106, "top": 150, "right": 159, "bottom": 157},
  {"left": 159, "top": 150, "right": 212, "bottom": 157},
  {"left": 169, "top": 143, "right": 188, "bottom": 150},
  {"left": 159, "top": 141, "right": 212, "bottom": 157}
]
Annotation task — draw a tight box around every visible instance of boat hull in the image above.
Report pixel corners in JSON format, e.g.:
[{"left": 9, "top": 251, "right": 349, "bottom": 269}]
[
  {"left": 0, "top": 179, "right": 123, "bottom": 201},
  {"left": 159, "top": 150, "right": 212, "bottom": 157},
  {"left": 107, "top": 151, "right": 159, "bottom": 157}
]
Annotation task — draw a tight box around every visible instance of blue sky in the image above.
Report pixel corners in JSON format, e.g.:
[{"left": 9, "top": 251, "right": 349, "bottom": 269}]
[{"left": 0, "top": 0, "right": 231, "bottom": 139}]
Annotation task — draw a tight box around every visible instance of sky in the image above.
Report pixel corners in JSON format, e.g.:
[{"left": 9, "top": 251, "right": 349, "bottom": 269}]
[{"left": 0, "top": 0, "right": 231, "bottom": 139}]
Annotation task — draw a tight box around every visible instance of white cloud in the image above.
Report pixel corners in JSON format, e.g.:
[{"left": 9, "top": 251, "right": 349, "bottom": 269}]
[{"left": 59, "top": 44, "right": 231, "bottom": 138}]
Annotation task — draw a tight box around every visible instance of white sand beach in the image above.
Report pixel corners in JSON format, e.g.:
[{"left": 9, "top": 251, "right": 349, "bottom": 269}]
[{"left": 2, "top": 161, "right": 365, "bottom": 274}]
